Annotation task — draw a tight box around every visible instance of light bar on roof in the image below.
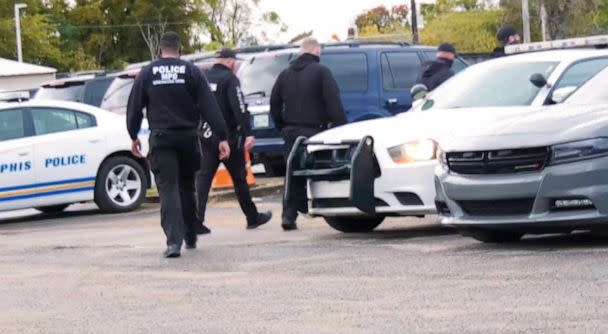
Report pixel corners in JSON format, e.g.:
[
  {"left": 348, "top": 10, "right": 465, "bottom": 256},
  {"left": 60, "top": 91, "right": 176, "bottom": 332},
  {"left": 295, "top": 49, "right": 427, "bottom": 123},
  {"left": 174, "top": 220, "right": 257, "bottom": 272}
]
[
  {"left": 0, "top": 91, "right": 30, "bottom": 102},
  {"left": 506, "top": 35, "right": 608, "bottom": 55}
]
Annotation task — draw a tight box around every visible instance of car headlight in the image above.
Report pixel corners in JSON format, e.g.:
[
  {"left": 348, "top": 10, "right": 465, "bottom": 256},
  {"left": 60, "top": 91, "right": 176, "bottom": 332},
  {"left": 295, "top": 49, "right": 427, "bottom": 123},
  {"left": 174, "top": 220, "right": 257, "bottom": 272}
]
[
  {"left": 550, "top": 138, "right": 608, "bottom": 165},
  {"left": 388, "top": 139, "right": 437, "bottom": 164}
]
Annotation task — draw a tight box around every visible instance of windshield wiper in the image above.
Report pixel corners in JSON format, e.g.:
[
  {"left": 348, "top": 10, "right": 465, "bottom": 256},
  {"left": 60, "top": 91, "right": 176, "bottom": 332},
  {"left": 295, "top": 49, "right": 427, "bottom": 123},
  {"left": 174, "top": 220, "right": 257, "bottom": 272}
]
[{"left": 245, "top": 91, "right": 266, "bottom": 97}]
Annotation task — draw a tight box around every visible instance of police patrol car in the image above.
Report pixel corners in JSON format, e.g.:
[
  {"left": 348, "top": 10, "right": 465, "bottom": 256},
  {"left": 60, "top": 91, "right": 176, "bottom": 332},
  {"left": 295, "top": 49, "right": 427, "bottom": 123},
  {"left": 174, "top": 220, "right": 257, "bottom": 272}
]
[
  {"left": 286, "top": 35, "right": 608, "bottom": 233},
  {"left": 0, "top": 91, "right": 150, "bottom": 214}
]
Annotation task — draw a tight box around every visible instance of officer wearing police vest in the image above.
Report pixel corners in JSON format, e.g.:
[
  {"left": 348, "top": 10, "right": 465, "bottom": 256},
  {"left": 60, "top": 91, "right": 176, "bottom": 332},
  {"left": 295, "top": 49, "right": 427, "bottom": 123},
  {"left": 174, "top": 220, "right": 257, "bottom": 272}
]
[
  {"left": 270, "top": 37, "right": 348, "bottom": 231},
  {"left": 196, "top": 49, "right": 272, "bottom": 233},
  {"left": 127, "top": 32, "right": 230, "bottom": 258}
]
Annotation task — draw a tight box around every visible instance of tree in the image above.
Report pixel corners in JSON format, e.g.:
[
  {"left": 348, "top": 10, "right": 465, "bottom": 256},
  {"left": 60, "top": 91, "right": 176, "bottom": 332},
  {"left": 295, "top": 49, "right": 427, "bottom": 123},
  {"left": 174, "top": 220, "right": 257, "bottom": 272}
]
[
  {"left": 420, "top": 10, "right": 505, "bottom": 53},
  {"left": 355, "top": 5, "right": 411, "bottom": 38}
]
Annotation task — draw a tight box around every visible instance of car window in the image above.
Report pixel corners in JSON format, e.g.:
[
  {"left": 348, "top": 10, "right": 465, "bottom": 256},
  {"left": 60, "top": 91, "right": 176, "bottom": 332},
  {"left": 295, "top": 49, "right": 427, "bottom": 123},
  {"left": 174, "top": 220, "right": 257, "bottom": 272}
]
[
  {"left": 322, "top": 53, "right": 368, "bottom": 92},
  {"left": 35, "top": 84, "right": 85, "bottom": 102},
  {"left": 31, "top": 108, "right": 80, "bottom": 135},
  {"left": 418, "top": 61, "right": 559, "bottom": 110},
  {"left": 554, "top": 58, "right": 608, "bottom": 91},
  {"left": 381, "top": 52, "right": 422, "bottom": 90},
  {"left": 83, "top": 78, "right": 113, "bottom": 107},
  {"left": 239, "top": 53, "right": 292, "bottom": 97},
  {"left": 0, "top": 109, "right": 26, "bottom": 141},
  {"left": 75, "top": 112, "right": 95, "bottom": 129},
  {"left": 567, "top": 67, "right": 608, "bottom": 105},
  {"left": 101, "top": 77, "right": 135, "bottom": 113}
]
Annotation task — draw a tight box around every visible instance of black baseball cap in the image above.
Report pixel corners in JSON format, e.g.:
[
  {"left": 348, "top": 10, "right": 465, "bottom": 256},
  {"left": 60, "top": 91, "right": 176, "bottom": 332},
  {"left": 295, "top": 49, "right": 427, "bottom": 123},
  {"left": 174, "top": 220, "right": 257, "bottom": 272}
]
[
  {"left": 497, "top": 25, "right": 518, "bottom": 43},
  {"left": 438, "top": 42, "right": 456, "bottom": 54},
  {"left": 215, "top": 48, "right": 238, "bottom": 59}
]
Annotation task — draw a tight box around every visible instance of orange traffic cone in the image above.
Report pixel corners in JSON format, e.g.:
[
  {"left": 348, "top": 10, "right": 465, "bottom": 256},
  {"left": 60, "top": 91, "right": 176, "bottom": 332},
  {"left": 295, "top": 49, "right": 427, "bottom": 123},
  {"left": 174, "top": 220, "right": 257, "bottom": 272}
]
[{"left": 211, "top": 151, "right": 256, "bottom": 189}]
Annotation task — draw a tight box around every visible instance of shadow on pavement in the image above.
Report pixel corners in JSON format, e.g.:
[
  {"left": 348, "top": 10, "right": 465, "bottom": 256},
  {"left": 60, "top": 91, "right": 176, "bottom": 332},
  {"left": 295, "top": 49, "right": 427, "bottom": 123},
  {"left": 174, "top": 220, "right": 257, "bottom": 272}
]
[
  {"left": 459, "top": 231, "right": 608, "bottom": 252},
  {"left": 323, "top": 224, "right": 458, "bottom": 241},
  {"left": 0, "top": 209, "right": 102, "bottom": 226}
]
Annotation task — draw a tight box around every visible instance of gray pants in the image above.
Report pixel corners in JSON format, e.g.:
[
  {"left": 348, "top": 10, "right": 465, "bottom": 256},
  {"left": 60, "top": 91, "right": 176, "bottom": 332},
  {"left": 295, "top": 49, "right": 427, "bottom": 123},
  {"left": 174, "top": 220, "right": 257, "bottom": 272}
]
[{"left": 148, "top": 130, "right": 200, "bottom": 246}]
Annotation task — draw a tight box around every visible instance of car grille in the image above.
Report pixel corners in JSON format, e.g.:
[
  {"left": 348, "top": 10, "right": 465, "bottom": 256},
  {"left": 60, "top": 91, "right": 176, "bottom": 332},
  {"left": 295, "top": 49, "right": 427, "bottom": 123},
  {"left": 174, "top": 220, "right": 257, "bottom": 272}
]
[
  {"left": 309, "top": 146, "right": 354, "bottom": 170},
  {"left": 447, "top": 147, "right": 549, "bottom": 175},
  {"left": 459, "top": 198, "right": 535, "bottom": 216},
  {"left": 312, "top": 198, "right": 389, "bottom": 209}
]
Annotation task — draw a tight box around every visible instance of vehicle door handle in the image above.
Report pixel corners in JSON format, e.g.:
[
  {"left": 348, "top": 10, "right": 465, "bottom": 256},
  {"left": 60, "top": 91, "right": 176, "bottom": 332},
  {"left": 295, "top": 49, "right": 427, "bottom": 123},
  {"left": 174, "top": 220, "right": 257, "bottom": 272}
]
[
  {"left": 17, "top": 152, "right": 29, "bottom": 157},
  {"left": 88, "top": 138, "right": 101, "bottom": 144},
  {"left": 386, "top": 98, "right": 398, "bottom": 106}
]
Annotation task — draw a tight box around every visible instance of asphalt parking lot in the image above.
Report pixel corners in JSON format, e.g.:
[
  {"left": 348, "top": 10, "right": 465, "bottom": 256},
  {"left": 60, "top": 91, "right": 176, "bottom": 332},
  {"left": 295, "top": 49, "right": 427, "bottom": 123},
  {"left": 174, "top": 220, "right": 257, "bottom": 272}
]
[{"left": 2, "top": 194, "right": 608, "bottom": 333}]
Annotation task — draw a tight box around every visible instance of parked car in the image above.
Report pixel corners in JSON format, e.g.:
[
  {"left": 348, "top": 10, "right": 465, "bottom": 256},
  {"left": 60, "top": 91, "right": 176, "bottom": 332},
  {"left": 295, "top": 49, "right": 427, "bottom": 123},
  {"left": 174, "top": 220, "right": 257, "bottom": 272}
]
[
  {"left": 34, "top": 74, "right": 116, "bottom": 108},
  {"left": 0, "top": 94, "right": 151, "bottom": 214},
  {"left": 435, "top": 65, "right": 608, "bottom": 243},
  {"left": 239, "top": 41, "right": 469, "bottom": 176},
  {"left": 285, "top": 46, "right": 608, "bottom": 233}
]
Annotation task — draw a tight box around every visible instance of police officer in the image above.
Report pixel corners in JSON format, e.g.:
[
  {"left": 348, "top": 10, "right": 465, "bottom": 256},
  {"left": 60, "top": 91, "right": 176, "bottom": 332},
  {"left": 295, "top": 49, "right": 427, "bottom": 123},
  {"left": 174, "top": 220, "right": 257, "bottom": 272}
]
[
  {"left": 127, "top": 32, "right": 230, "bottom": 258},
  {"left": 270, "top": 37, "right": 348, "bottom": 231},
  {"left": 196, "top": 49, "right": 272, "bottom": 233},
  {"left": 492, "top": 25, "right": 521, "bottom": 58},
  {"left": 417, "top": 42, "right": 457, "bottom": 92}
]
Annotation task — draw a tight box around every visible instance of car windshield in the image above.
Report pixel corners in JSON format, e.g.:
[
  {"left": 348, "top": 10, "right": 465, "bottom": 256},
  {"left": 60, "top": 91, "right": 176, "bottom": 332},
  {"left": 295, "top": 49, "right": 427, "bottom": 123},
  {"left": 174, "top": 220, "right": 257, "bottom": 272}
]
[
  {"left": 238, "top": 53, "right": 292, "bottom": 96},
  {"left": 101, "top": 77, "right": 135, "bottom": 114},
  {"left": 417, "top": 60, "right": 559, "bottom": 110},
  {"left": 566, "top": 67, "right": 608, "bottom": 105},
  {"left": 35, "top": 83, "right": 85, "bottom": 102}
]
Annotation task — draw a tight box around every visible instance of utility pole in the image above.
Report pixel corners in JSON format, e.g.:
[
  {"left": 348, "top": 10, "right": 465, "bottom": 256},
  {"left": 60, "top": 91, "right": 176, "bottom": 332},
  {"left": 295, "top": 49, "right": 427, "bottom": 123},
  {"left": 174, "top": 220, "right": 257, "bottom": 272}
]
[
  {"left": 521, "top": 0, "right": 531, "bottom": 43},
  {"left": 411, "top": 0, "right": 419, "bottom": 44},
  {"left": 14, "top": 3, "right": 27, "bottom": 62}
]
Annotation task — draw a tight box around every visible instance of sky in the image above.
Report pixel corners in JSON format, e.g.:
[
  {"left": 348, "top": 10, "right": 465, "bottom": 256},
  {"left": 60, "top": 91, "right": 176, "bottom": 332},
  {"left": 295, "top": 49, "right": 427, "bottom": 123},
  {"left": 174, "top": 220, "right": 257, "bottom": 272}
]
[{"left": 258, "top": 0, "right": 438, "bottom": 43}]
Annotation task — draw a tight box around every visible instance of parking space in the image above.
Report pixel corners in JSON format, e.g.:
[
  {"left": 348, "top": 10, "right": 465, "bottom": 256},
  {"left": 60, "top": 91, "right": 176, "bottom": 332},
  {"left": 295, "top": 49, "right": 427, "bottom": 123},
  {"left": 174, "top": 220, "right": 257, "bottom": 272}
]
[{"left": 2, "top": 195, "right": 608, "bottom": 333}]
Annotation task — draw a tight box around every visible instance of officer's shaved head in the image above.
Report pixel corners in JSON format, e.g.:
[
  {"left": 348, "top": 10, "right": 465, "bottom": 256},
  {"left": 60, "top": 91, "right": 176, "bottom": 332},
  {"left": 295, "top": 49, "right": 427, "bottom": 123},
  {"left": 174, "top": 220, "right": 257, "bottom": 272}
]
[
  {"left": 160, "top": 31, "right": 181, "bottom": 55},
  {"left": 300, "top": 37, "right": 321, "bottom": 57}
]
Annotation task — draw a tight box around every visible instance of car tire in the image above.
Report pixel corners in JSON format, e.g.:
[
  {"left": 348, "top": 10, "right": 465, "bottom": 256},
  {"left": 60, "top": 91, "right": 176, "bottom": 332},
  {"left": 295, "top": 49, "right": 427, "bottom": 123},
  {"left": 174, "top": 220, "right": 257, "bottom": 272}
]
[
  {"left": 466, "top": 230, "right": 524, "bottom": 243},
  {"left": 324, "top": 216, "right": 385, "bottom": 233},
  {"left": 35, "top": 204, "right": 70, "bottom": 214},
  {"left": 94, "top": 156, "right": 146, "bottom": 213}
]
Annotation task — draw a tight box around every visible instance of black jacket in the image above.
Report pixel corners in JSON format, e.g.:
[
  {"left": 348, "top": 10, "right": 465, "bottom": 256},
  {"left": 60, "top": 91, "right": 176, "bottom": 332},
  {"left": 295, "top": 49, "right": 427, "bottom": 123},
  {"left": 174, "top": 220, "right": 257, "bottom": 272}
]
[
  {"left": 417, "top": 58, "right": 455, "bottom": 92},
  {"left": 202, "top": 63, "right": 251, "bottom": 141},
  {"left": 269, "top": 53, "right": 347, "bottom": 131},
  {"left": 491, "top": 46, "right": 506, "bottom": 58},
  {"left": 126, "top": 57, "right": 227, "bottom": 141}
]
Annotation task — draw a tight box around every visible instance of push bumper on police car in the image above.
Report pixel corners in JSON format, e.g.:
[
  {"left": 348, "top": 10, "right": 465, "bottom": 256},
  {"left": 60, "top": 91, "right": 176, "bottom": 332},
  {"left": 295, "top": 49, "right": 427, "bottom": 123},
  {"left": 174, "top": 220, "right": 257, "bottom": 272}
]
[{"left": 285, "top": 135, "right": 436, "bottom": 224}]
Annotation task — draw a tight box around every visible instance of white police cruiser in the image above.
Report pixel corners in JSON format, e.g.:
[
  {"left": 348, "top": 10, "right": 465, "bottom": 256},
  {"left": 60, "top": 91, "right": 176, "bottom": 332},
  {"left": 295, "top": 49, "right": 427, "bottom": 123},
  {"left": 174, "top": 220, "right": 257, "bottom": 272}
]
[
  {"left": 0, "top": 91, "right": 150, "bottom": 214},
  {"left": 286, "top": 35, "right": 608, "bottom": 233}
]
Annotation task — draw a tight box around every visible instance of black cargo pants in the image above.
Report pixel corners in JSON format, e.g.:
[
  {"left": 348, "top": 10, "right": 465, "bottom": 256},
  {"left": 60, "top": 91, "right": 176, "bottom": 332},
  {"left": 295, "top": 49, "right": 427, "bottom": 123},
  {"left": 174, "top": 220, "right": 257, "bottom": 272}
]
[
  {"left": 281, "top": 126, "right": 323, "bottom": 224},
  {"left": 148, "top": 129, "right": 200, "bottom": 247},
  {"left": 196, "top": 139, "right": 259, "bottom": 225}
]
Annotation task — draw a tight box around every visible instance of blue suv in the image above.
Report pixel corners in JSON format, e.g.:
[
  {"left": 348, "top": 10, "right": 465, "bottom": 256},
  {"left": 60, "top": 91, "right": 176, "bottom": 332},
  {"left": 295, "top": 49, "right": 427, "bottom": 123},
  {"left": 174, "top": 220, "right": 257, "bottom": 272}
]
[{"left": 238, "top": 41, "right": 468, "bottom": 175}]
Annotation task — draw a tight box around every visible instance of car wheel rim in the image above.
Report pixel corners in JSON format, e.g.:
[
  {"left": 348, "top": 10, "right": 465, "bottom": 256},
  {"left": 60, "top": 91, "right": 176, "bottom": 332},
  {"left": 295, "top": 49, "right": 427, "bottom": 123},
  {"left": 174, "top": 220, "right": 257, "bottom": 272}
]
[{"left": 105, "top": 164, "right": 142, "bottom": 207}]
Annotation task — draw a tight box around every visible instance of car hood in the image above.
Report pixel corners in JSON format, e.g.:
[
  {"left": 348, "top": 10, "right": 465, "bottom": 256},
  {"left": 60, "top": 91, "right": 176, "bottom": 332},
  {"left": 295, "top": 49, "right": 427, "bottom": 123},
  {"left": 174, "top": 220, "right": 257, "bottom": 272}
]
[
  {"left": 310, "top": 106, "right": 538, "bottom": 148},
  {"left": 440, "top": 103, "right": 608, "bottom": 152}
]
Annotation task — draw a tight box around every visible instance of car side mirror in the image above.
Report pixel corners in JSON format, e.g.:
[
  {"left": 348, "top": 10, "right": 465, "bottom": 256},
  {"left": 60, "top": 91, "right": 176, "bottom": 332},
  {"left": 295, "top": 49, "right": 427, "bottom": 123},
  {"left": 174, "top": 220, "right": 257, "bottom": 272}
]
[
  {"left": 551, "top": 86, "right": 577, "bottom": 104},
  {"left": 530, "top": 73, "right": 549, "bottom": 88},
  {"left": 410, "top": 84, "right": 429, "bottom": 101}
]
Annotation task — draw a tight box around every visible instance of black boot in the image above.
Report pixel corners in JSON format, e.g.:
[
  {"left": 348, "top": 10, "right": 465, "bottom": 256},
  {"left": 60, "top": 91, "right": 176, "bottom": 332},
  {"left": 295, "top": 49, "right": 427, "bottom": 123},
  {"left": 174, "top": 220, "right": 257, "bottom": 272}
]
[
  {"left": 196, "top": 223, "right": 211, "bottom": 235},
  {"left": 163, "top": 244, "right": 181, "bottom": 258},
  {"left": 247, "top": 211, "right": 272, "bottom": 230},
  {"left": 281, "top": 219, "right": 298, "bottom": 231}
]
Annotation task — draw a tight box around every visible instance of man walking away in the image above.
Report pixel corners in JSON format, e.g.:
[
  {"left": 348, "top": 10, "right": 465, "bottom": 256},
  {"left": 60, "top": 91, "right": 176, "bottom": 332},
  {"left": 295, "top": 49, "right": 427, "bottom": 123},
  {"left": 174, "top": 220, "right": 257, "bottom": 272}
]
[
  {"left": 417, "top": 42, "right": 456, "bottom": 92},
  {"left": 127, "top": 32, "right": 230, "bottom": 258},
  {"left": 270, "top": 37, "right": 348, "bottom": 231},
  {"left": 196, "top": 49, "right": 272, "bottom": 233},
  {"left": 492, "top": 25, "right": 521, "bottom": 58}
]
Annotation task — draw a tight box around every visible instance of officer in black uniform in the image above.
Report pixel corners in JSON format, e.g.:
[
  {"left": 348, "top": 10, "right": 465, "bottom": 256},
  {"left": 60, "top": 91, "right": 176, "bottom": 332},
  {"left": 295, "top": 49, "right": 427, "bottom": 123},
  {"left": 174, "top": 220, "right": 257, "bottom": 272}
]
[
  {"left": 127, "top": 32, "right": 230, "bottom": 258},
  {"left": 417, "top": 42, "right": 457, "bottom": 92},
  {"left": 492, "top": 25, "right": 521, "bottom": 58},
  {"left": 270, "top": 37, "right": 348, "bottom": 231},
  {"left": 196, "top": 49, "right": 272, "bottom": 233}
]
